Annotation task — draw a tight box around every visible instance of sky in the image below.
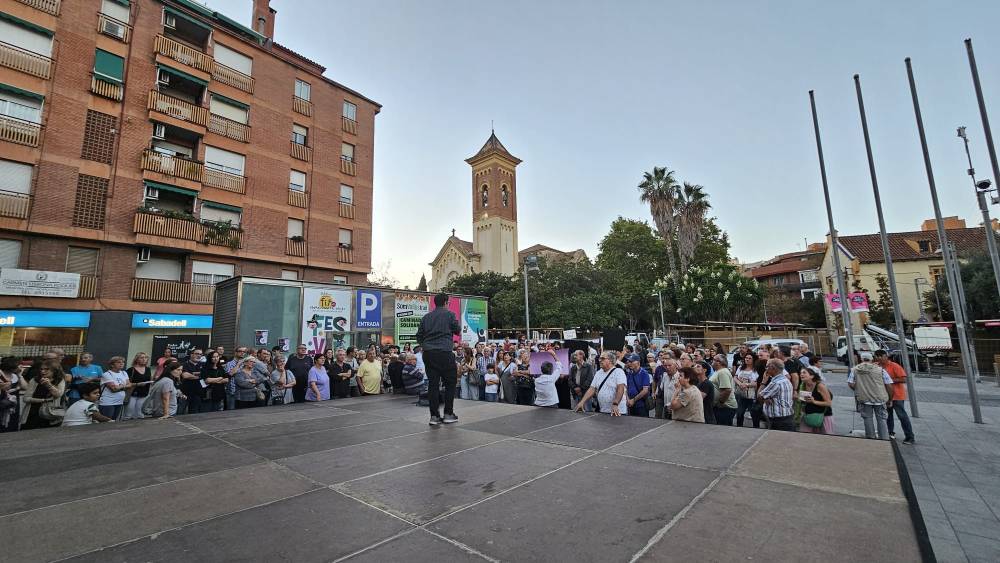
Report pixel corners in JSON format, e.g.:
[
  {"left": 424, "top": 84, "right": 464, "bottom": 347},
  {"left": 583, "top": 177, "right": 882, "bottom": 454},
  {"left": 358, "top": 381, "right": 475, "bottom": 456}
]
[{"left": 207, "top": 0, "right": 1000, "bottom": 287}]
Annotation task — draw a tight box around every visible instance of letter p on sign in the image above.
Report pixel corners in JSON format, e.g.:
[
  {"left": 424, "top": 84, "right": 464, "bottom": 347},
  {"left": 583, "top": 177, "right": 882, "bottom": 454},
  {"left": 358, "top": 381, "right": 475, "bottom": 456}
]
[{"left": 361, "top": 294, "right": 377, "bottom": 318}]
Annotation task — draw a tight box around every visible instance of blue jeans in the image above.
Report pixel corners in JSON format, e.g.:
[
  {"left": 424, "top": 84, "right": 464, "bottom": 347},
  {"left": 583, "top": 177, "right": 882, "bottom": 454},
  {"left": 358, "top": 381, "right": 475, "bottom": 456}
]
[
  {"left": 459, "top": 375, "right": 470, "bottom": 400},
  {"left": 485, "top": 392, "right": 498, "bottom": 402},
  {"left": 887, "top": 400, "right": 915, "bottom": 440},
  {"left": 860, "top": 403, "right": 889, "bottom": 440}
]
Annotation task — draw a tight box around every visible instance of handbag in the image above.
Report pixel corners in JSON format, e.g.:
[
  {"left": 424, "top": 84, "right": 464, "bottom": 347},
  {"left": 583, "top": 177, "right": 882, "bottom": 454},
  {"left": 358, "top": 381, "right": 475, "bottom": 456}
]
[
  {"left": 467, "top": 367, "right": 483, "bottom": 387},
  {"left": 803, "top": 411, "right": 825, "bottom": 428},
  {"left": 39, "top": 395, "right": 67, "bottom": 421}
]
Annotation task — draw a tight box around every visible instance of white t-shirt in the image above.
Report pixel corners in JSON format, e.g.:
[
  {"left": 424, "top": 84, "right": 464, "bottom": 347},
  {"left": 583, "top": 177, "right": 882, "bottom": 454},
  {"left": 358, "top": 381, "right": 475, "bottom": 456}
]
[
  {"left": 99, "top": 370, "right": 129, "bottom": 406},
  {"left": 63, "top": 399, "right": 98, "bottom": 426},
  {"left": 735, "top": 368, "right": 759, "bottom": 400},
  {"left": 590, "top": 367, "right": 627, "bottom": 415},
  {"left": 484, "top": 371, "right": 500, "bottom": 393},
  {"left": 533, "top": 361, "right": 562, "bottom": 407}
]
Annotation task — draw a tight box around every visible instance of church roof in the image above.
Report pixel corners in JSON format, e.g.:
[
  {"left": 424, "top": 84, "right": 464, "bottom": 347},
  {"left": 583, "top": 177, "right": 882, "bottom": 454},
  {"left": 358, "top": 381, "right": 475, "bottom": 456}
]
[
  {"left": 466, "top": 131, "right": 522, "bottom": 165},
  {"left": 428, "top": 235, "right": 477, "bottom": 266},
  {"left": 519, "top": 244, "right": 588, "bottom": 263}
]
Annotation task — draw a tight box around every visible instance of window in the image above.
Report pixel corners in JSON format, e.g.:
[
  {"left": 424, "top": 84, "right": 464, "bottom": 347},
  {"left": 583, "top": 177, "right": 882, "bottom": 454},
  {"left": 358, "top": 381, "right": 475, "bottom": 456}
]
[
  {"left": 801, "top": 288, "right": 821, "bottom": 300},
  {"left": 799, "top": 270, "right": 818, "bottom": 283},
  {"left": 214, "top": 44, "right": 252, "bottom": 75},
  {"left": 291, "top": 124, "right": 308, "bottom": 146},
  {"left": 204, "top": 145, "right": 245, "bottom": 176},
  {"left": 0, "top": 239, "right": 21, "bottom": 269},
  {"left": 0, "top": 16, "right": 53, "bottom": 57},
  {"left": 65, "top": 246, "right": 99, "bottom": 276},
  {"left": 501, "top": 185, "right": 509, "bottom": 207},
  {"left": 338, "top": 228, "right": 352, "bottom": 246},
  {"left": 341, "top": 143, "right": 355, "bottom": 162},
  {"left": 342, "top": 100, "right": 357, "bottom": 121},
  {"left": 289, "top": 170, "right": 306, "bottom": 192},
  {"left": 281, "top": 269, "right": 298, "bottom": 280},
  {"left": 192, "top": 260, "right": 234, "bottom": 285},
  {"left": 210, "top": 95, "right": 248, "bottom": 124},
  {"left": 294, "top": 79, "right": 311, "bottom": 101},
  {"left": 339, "top": 184, "right": 353, "bottom": 205},
  {"left": 918, "top": 240, "right": 932, "bottom": 253},
  {"left": 101, "top": 0, "right": 130, "bottom": 24},
  {"left": 135, "top": 254, "right": 182, "bottom": 281},
  {"left": 481, "top": 185, "right": 488, "bottom": 208},
  {"left": 0, "top": 89, "right": 42, "bottom": 124},
  {"left": 0, "top": 159, "right": 32, "bottom": 195},
  {"left": 200, "top": 202, "right": 241, "bottom": 226},
  {"left": 287, "top": 218, "right": 304, "bottom": 239},
  {"left": 333, "top": 275, "right": 348, "bottom": 285},
  {"left": 93, "top": 49, "right": 125, "bottom": 83}
]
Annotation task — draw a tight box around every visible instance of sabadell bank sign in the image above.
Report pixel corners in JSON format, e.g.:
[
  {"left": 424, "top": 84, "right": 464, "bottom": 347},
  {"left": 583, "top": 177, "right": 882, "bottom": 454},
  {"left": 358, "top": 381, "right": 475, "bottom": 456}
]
[{"left": 144, "top": 318, "right": 189, "bottom": 327}]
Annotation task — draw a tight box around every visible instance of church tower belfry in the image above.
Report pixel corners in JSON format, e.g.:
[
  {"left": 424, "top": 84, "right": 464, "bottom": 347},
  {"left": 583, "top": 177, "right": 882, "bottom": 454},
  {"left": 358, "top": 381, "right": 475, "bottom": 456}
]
[{"left": 465, "top": 131, "right": 521, "bottom": 276}]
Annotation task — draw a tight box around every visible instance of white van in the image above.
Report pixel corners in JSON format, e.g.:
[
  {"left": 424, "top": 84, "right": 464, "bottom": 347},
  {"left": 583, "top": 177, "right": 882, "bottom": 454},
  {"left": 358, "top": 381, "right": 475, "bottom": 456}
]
[{"left": 836, "top": 333, "right": 877, "bottom": 364}]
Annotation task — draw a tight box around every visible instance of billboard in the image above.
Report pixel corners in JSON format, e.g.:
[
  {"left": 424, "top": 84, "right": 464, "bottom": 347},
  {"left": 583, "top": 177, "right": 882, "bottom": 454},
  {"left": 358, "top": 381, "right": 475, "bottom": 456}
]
[
  {"left": 461, "top": 298, "right": 488, "bottom": 345},
  {"left": 355, "top": 289, "right": 382, "bottom": 330},
  {"left": 395, "top": 293, "right": 430, "bottom": 347},
  {"left": 301, "top": 287, "right": 352, "bottom": 355},
  {"left": 826, "top": 292, "right": 870, "bottom": 313}
]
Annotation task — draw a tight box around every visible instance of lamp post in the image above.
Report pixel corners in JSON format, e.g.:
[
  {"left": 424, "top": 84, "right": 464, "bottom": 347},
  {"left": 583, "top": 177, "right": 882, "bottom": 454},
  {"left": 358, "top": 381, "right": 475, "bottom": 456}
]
[
  {"left": 652, "top": 291, "right": 666, "bottom": 337},
  {"left": 523, "top": 256, "right": 539, "bottom": 341}
]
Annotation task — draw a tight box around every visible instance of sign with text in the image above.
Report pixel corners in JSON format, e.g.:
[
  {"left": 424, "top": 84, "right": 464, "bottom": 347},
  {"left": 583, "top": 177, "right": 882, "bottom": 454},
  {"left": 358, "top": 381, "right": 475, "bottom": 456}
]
[
  {"left": 461, "top": 298, "right": 488, "bottom": 345},
  {"left": 152, "top": 334, "right": 210, "bottom": 363},
  {"left": 395, "top": 293, "right": 430, "bottom": 347},
  {"left": 355, "top": 289, "right": 382, "bottom": 330},
  {"left": 301, "top": 287, "right": 352, "bottom": 355},
  {"left": 0, "top": 269, "right": 80, "bottom": 298}
]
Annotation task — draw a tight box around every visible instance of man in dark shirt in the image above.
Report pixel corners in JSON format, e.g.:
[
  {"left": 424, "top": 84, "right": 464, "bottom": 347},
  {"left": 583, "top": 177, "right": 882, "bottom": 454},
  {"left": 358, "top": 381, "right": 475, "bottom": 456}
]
[
  {"left": 328, "top": 349, "right": 353, "bottom": 399},
  {"left": 285, "top": 344, "right": 313, "bottom": 403},
  {"left": 694, "top": 360, "right": 716, "bottom": 424},
  {"left": 180, "top": 349, "right": 204, "bottom": 415},
  {"left": 416, "top": 293, "right": 461, "bottom": 425}
]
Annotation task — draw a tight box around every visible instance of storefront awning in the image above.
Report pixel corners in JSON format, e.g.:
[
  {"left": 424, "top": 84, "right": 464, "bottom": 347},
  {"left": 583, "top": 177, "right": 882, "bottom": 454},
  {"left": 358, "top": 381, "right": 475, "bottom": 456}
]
[
  {"left": 144, "top": 180, "right": 197, "bottom": 198},
  {"left": 0, "top": 310, "right": 90, "bottom": 328},
  {"left": 131, "top": 313, "right": 212, "bottom": 329}
]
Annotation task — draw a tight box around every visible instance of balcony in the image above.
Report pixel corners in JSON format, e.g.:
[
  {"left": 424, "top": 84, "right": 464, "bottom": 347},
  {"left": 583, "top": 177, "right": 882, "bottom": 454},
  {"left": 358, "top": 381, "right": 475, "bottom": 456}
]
[
  {"left": 292, "top": 96, "right": 312, "bottom": 117},
  {"left": 0, "top": 114, "right": 41, "bottom": 147},
  {"left": 97, "top": 13, "right": 131, "bottom": 43},
  {"left": 91, "top": 75, "right": 123, "bottom": 101},
  {"left": 203, "top": 167, "right": 245, "bottom": 194},
  {"left": 339, "top": 202, "right": 355, "bottom": 220},
  {"left": 154, "top": 34, "right": 212, "bottom": 73},
  {"left": 211, "top": 61, "right": 254, "bottom": 94},
  {"left": 291, "top": 141, "right": 311, "bottom": 162},
  {"left": 77, "top": 274, "right": 97, "bottom": 299},
  {"left": 148, "top": 90, "right": 209, "bottom": 127},
  {"left": 208, "top": 113, "right": 249, "bottom": 142},
  {"left": 131, "top": 278, "right": 215, "bottom": 303},
  {"left": 16, "top": 0, "right": 60, "bottom": 15},
  {"left": 286, "top": 238, "right": 305, "bottom": 257},
  {"left": 288, "top": 189, "right": 307, "bottom": 208},
  {"left": 338, "top": 245, "right": 354, "bottom": 263},
  {"left": 342, "top": 116, "right": 358, "bottom": 135},
  {"left": 133, "top": 211, "right": 243, "bottom": 249},
  {"left": 0, "top": 189, "right": 30, "bottom": 219},
  {"left": 0, "top": 40, "right": 53, "bottom": 79},
  {"left": 141, "top": 149, "right": 203, "bottom": 183},
  {"left": 340, "top": 157, "right": 356, "bottom": 176}
]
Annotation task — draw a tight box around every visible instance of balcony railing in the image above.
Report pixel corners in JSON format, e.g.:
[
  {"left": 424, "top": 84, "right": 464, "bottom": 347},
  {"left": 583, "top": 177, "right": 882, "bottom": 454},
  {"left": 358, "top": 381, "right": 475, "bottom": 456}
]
[
  {"left": 286, "top": 238, "right": 305, "bottom": 257},
  {"left": 203, "top": 167, "right": 245, "bottom": 194},
  {"left": 211, "top": 61, "right": 254, "bottom": 93},
  {"left": 142, "top": 149, "right": 203, "bottom": 183},
  {"left": 0, "top": 189, "right": 30, "bottom": 219},
  {"left": 339, "top": 202, "right": 355, "bottom": 219},
  {"left": 91, "top": 75, "right": 123, "bottom": 101},
  {"left": 154, "top": 34, "right": 212, "bottom": 73},
  {"left": 77, "top": 274, "right": 97, "bottom": 299},
  {"left": 0, "top": 40, "right": 52, "bottom": 79},
  {"left": 208, "top": 113, "right": 249, "bottom": 142},
  {"left": 288, "top": 189, "right": 307, "bottom": 208},
  {"left": 97, "top": 12, "right": 131, "bottom": 43},
  {"left": 291, "top": 141, "right": 311, "bottom": 161},
  {"left": 131, "top": 278, "right": 216, "bottom": 303},
  {"left": 0, "top": 114, "right": 41, "bottom": 147},
  {"left": 292, "top": 96, "right": 312, "bottom": 116},
  {"left": 338, "top": 246, "right": 354, "bottom": 263},
  {"left": 16, "top": 0, "right": 60, "bottom": 16},
  {"left": 148, "top": 90, "right": 209, "bottom": 127},
  {"left": 133, "top": 211, "right": 243, "bottom": 249},
  {"left": 340, "top": 158, "right": 357, "bottom": 176},
  {"left": 342, "top": 116, "right": 358, "bottom": 135}
]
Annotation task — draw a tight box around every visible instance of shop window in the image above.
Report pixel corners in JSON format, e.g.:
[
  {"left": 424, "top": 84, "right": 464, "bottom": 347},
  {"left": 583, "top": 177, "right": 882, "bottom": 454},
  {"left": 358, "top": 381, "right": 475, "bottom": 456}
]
[
  {"left": 65, "top": 246, "right": 98, "bottom": 276},
  {"left": 0, "top": 239, "right": 21, "bottom": 269}
]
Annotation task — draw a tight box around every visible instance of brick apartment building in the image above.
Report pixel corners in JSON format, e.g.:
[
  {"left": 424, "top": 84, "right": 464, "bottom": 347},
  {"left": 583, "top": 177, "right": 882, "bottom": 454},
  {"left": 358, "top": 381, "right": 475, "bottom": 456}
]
[{"left": 0, "top": 0, "right": 379, "bottom": 363}]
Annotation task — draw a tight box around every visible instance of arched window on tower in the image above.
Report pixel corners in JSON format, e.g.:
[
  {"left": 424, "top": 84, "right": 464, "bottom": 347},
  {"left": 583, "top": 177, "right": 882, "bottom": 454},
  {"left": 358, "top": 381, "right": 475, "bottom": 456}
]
[
  {"left": 501, "top": 185, "right": 509, "bottom": 208},
  {"left": 481, "top": 185, "right": 489, "bottom": 208}
]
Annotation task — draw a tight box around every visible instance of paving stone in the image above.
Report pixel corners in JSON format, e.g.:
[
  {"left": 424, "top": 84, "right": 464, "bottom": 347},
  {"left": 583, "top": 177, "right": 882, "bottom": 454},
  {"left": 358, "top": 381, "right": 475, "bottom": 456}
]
[
  {"left": 227, "top": 419, "right": 429, "bottom": 459},
  {"left": 0, "top": 419, "right": 196, "bottom": 459},
  {"left": 608, "top": 420, "right": 764, "bottom": 470},
  {"left": 519, "top": 411, "right": 665, "bottom": 450},
  {"left": 458, "top": 408, "right": 591, "bottom": 437},
  {"left": 347, "top": 529, "right": 485, "bottom": 563},
  {"left": 183, "top": 405, "right": 356, "bottom": 432},
  {"left": 956, "top": 532, "right": 1000, "bottom": 563},
  {"left": 211, "top": 411, "right": 390, "bottom": 442}
]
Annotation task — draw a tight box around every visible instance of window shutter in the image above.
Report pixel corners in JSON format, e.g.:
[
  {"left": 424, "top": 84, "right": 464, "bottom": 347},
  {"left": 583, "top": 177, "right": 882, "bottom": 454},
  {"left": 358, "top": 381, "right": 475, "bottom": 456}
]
[
  {"left": 199, "top": 204, "right": 241, "bottom": 226},
  {"left": 339, "top": 184, "right": 353, "bottom": 204},
  {"left": 204, "top": 145, "right": 245, "bottom": 174},
  {"left": 101, "top": 0, "right": 130, "bottom": 23},
  {"left": 281, "top": 270, "right": 298, "bottom": 280},
  {"left": 209, "top": 97, "right": 248, "bottom": 124},
  {"left": 0, "top": 19, "right": 52, "bottom": 57},
  {"left": 287, "top": 218, "right": 304, "bottom": 237},
  {"left": 66, "top": 246, "right": 99, "bottom": 275},
  {"left": 214, "top": 44, "right": 252, "bottom": 75},
  {"left": 289, "top": 170, "right": 306, "bottom": 191},
  {"left": 94, "top": 49, "right": 125, "bottom": 82},
  {"left": 293, "top": 124, "right": 307, "bottom": 137},
  {"left": 338, "top": 229, "right": 352, "bottom": 245},
  {"left": 0, "top": 239, "right": 21, "bottom": 269},
  {"left": 192, "top": 260, "right": 234, "bottom": 277},
  {"left": 0, "top": 159, "right": 32, "bottom": 195},
  {"left": 341, "top": 143, "right": 354, "bottom": 160}
]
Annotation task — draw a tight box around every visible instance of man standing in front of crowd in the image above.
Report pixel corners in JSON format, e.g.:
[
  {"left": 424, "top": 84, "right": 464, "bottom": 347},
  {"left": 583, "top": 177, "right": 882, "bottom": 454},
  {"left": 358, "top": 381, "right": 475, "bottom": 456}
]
[
  {"left": 416, "top": 293, "right": 461, "bottom": 425},
  {"left": 849, "top": 351, "right": 894, "bottom": 440},
  {"left": 758, "top": 358, "right": 794, "bottom": 431},
  {"left": 655, "top": 356, "right": 678, "bottom": 419},
  {"left": 286, "top": 344, "right": 313, "bottom": 403},
  {"left": 575, "top": 351, "right": 627, "bottom": 416},
  {"left": 874, "top": 350, "right": 915, "bottom": 444},
  {"left": 624, "top": 354, "right": 650, "bottom": 417},
  {"left": 180, "top": 349, "right": 204, "bottom": 414}
]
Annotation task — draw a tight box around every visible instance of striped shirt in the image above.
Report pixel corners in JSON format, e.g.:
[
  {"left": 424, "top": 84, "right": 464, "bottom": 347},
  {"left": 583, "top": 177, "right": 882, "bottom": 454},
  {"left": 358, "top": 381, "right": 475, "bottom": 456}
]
[{"left": 759, "top": 372, "right": 793, "bottom": 418}]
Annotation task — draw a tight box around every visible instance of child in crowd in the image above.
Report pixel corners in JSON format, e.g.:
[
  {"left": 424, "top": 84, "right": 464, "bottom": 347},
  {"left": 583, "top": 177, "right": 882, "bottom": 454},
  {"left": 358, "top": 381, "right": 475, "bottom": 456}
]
[
  {"left": 62, "top": 382, "right": 114, "bottom": 427},
  {"left": 484, "top": 363, "right": 500, "bottom": 402}
]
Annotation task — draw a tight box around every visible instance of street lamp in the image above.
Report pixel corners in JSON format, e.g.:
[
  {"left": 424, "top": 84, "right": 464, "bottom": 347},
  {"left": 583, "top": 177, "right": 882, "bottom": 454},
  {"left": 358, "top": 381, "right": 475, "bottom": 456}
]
[
  {"left": 652, "top": 290, "right": 665, "bottom": 337},
  {"left": 523, "top": 256, "right": 539, "bottom": 341},
  {"left": 957, "top": 125, "right": 1000, "bottom": 299}
]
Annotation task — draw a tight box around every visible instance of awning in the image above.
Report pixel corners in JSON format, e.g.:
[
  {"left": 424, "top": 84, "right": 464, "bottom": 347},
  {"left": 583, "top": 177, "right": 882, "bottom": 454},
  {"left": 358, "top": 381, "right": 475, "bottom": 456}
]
[
  {"left": 210, "top": 92, "right": 249, "bottom": 110},
  {"left": 213, "top": 12, "right": 265, "bottom": 45},
  {"left": 0, "top": 83, "right": 43, "bottom": 101},
  {"left": 0, "top": 11, "right": 54, "bottom": 36},
  {"left": 157, "top": 64, "right": 207, "bottom": 87},
  {"left": 144, "top": 180, "right": 197, "bottom": 198},
  {"left": 201, "top": 200, "right": 242, "bottom": 213},
  {"left": 108, "top": 0, "right": 130, "bottom": 6},
  {"left": 163, "top": 6, "right": 213, "bottom": 32}
]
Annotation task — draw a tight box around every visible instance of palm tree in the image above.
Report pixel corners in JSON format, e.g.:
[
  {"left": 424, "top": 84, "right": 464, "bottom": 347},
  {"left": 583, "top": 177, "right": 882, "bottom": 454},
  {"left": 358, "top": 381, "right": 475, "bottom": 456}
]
[
  {"left": 675, "top": 182, "right": 711, "bottom": 275},
  {"left": 638, "top": 166, "right": 680, "bottom": 281}
]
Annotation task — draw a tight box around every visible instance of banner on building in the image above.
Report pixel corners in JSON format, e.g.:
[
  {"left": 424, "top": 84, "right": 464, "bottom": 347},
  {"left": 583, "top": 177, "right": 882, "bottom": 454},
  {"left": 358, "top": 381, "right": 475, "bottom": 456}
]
[
  {"left": 0, "top": 269, "right": 80, "bottom": 298},
  {"left": 826, "top": 292, "right": 870, "bottom": 314},
  {"left": 355, "top": 289, "right": 382, "bottom": 330},
  {"left": 395, "top": 293, "right": 430, "bottom": 347},
  {"left": 301, "top": 287, "right": 352, "bottom": 355},
  {"left": 825, "top": 293, "right": 843, "bottom": 313},
  {"left": 461, "top": 298, "right": 488, "bottom": 345}
]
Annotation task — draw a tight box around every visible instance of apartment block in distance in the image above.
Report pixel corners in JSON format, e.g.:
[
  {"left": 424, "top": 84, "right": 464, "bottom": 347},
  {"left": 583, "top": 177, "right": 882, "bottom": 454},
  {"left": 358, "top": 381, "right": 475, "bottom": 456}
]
[{"left": 0, "top": 0, "right": 380, "bottom": 363}]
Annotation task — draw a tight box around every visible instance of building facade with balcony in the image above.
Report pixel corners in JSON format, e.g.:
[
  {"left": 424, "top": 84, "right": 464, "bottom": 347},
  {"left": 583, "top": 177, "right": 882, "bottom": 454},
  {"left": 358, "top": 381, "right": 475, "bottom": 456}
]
[
  {"left": 746, "top": 243, "right": 827, "bottom": 301},
  {"left": 0, "top": 0, "right": 379, "bottom": 364}
]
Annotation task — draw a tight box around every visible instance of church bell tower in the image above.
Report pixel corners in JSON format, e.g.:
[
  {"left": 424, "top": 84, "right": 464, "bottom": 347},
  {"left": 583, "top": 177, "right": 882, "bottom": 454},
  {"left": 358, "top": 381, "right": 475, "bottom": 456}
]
[{"left": 466, "top": 131, "right": 521, "bottom": 276}]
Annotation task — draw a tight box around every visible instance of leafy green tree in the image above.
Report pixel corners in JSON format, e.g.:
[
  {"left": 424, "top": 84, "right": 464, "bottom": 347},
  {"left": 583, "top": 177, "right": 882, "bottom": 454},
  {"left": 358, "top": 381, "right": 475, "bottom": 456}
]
[
  {"left": 416, "top": 274, "right": 427, "bottom": 292},
  {"left": 666, "top": 264, "right": 764, "bottom": 323},
  {"left": 442, "top": 272, "right": 518, "bottom": 328},
  {"left": 595, "top": 218, "right": 668, "bottom": 330},
  {"left": 868, "top": 273, "right": 895, "bottom": 326},
  {"left": 922, "top": 252, "right": 1000, "bottom": 322},
  {"left": 691, "top": 218, "right": 731, "bottom": 268}
]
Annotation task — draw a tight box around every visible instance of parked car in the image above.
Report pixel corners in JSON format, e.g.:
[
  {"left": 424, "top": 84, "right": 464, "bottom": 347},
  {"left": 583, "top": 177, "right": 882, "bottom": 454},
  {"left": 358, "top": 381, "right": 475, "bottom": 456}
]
[{"left": 726, "top": 338, "right": 807, "bottom": 367}]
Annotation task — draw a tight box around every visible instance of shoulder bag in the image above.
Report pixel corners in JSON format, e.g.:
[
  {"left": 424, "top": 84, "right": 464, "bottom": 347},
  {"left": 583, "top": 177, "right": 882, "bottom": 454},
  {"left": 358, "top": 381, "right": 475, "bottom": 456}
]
[
  {"left": 39, "top": 394, "right": 67, "bottom": 421},
  {"left": 591, "top": 368, "right": 620, "bottom": 412}
]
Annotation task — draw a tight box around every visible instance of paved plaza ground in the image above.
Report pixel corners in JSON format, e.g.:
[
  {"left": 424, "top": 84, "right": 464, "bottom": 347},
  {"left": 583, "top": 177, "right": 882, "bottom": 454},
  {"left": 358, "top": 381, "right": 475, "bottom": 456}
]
[{"left": 1, "top": 388, "right": 927, "bottom": 563}]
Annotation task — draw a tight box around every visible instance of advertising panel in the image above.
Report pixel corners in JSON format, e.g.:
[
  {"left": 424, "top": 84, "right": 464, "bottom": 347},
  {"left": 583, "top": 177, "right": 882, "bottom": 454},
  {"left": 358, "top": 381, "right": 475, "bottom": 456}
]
[
  {"left": 301, "top": 287, "right": 352, "bottom": 355},
  {"left": 151, "top": 334, "right": 210, "bottom": 363},
  {"left": 461, "top": 298, "right": 488, "bottom": 345},
  {"left": 355, "top": 289, "right": 382, "bottom": 330},
  {"left": 0, "top": 269, "right": 80, "bottom": 298},
  {"left": 395, "top": 293, "right": 430, "bottom": 347}
]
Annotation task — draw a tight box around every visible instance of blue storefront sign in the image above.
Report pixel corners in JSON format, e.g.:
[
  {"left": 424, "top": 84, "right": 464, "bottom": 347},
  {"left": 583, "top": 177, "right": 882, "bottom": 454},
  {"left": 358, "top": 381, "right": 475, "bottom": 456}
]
[
  {"left": 355, "top": 289, "right": 381, "bottom": 329},
  {"left": 0, "top": 310, "right": 91, "bottom": 328},
  {"left": 131, "top": 313, "right": 213, "bottom": 329}
]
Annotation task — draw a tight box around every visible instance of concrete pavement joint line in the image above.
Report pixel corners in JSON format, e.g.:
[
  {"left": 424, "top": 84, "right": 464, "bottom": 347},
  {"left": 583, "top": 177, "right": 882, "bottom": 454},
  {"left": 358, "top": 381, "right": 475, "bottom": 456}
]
[
  {"left": 329, "top": 527, "right": 421, "bottom": 563},
  {"left": 422, "top": 529, "right": 501, "bottom": 563},
  {"left": 48, "top": 486, "right": 325, "bottom": 563},
  {"left": 0, "top": 419, "right": 200, "bottom": 461},
  {"left": 628, "top": 431, "right": 767, "bottom": 563},
  {"left": 727, "top": 472, "right": 909, "bottom": 504},
  {"left": 330, "top": 435, "right": 514, "bottom": 485},
  {"left": 194, "top": 410, "right": 357, "bottom": 433},
  {"left": 605, "top": 450, "right": 723, "bottom": 472},
  {"left": 213, "top": 417, "right": 405, "bottom": 441}
]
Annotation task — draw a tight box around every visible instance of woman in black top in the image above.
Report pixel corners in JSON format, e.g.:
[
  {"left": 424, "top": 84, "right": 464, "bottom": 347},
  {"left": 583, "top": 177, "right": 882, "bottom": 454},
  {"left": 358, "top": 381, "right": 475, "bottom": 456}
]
[
  {"left": 512, "top": 350, "right": 534, "bottom": 406},
  {"left": 200, "top": 350, "right": 228, "bottom": 413},
  {"left": 124, "top": 352, "right": 153, "bottom": 420},
  {"left": 799, "top": 367, "right": 833, "bottom": 434}
]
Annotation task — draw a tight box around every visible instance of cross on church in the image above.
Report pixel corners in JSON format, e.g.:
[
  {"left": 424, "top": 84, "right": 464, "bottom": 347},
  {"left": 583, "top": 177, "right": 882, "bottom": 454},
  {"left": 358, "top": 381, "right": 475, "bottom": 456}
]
[{"left": 451, "top": 228, "right": 456, "bottom": 237}]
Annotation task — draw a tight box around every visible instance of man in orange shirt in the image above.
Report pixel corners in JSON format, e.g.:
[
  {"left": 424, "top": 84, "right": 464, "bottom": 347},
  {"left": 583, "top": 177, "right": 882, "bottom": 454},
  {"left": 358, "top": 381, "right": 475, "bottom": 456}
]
[{"left": 875, "top": 350, "right": 915, "bottom": 444}]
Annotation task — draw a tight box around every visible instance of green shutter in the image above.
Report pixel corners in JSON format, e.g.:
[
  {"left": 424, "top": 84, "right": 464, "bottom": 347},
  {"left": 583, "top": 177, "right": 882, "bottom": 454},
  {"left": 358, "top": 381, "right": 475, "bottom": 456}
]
[
  {"left": 109, "top": 0, "right": 130, "bottom": 6},
  {"left": 201, "top": 200, "right": 242, "bottom": 213},
  {"left": 210, "top": 92, "right": 249, "bottom": 110},
  {"left": 163, "top": 6, "right": 212, "bottom": 32},
  {"left": 144, "top": 180, "right": 197, "bottom": 198},
  {"left": 94, "top": 49, "right": 124, "bottom": 83},
  {"left": 157, "top": 64, "right": 207, "bottom": 87},
  {"left": 0, "top": 83, "right": 43, "bottom": 101},
  {"left": 0, "top": 11, "right": 54, "bottom": 37}
]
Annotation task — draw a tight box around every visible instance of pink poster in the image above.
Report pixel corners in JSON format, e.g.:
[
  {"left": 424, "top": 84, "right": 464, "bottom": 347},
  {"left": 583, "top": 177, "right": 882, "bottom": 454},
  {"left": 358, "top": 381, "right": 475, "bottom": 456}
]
[
  {"left": 826, "top": 293, "right": 843, "bottom": 313},
  {"left": 431, "top": 296, "right": 463, "bottom": 343},
  {"left": 848, "top": 292, "right": 870, "bottom": 313},
  {"left": 529, "top": 349, "right": 570, "bottom": 375}
]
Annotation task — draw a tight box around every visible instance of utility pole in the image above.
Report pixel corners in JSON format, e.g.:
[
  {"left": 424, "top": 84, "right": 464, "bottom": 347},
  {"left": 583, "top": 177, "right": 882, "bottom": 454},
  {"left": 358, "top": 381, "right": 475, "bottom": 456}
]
[
  {"left": 523, "top": 256, "right": 538, "bottom": 341},
  {"left": 654, "top": 291, "right": 666, "bottom": 336}
]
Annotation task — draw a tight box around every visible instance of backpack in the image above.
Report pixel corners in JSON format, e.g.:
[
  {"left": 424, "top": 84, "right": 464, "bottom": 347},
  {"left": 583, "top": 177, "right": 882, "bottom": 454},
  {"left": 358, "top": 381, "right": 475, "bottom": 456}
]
[{"left": 143, "top": 379, "right": 166, "bottom": 417}]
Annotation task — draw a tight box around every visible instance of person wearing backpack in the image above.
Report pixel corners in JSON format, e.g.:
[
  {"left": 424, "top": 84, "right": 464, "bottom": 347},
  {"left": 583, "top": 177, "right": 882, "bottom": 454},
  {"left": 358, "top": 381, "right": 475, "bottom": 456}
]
[
  {"left": 574, "top": 351, "right": 626, "bottom": 416},
  {"left": 144, "top": 362, "right": 181, "bottom": 419}
]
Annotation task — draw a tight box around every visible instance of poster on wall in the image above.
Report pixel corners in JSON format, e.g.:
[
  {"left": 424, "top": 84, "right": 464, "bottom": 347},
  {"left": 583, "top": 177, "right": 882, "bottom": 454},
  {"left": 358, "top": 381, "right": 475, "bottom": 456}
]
[
  {"left": 254, "top": 329, "right": 269, "bottom": 346},
  {"left": 395, "top": 293, "right": 430, "bottom": 347},
  {"left": 461, "top": 298, "right": 488, "bottom": 345},
  {"left": 301, "top": 287, "right": 352, "bottom": 355},
  {"left": 825, "top": 293, "right": 843, "bottom": 313},
  {"left": 277, "top": 337, "right": 290, "bottom": 352},
  {"left": 848, "top": 292, "right": 870, "bottom": 313},
  {"left": 431, "top": 296, "right": 463, "bottom": 343},
  {"left": 152, "top": 334, "right": 210, "bottom": 363},
  {"left": 355, "top": 289, "right": 382, "bottom": 330}
]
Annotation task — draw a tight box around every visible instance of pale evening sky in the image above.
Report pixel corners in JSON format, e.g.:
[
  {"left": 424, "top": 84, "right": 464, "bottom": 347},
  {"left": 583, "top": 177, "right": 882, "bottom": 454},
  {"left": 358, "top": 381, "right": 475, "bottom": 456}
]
[{"left": 208, "top": 0, "right": 1000, "bottom": 287}]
